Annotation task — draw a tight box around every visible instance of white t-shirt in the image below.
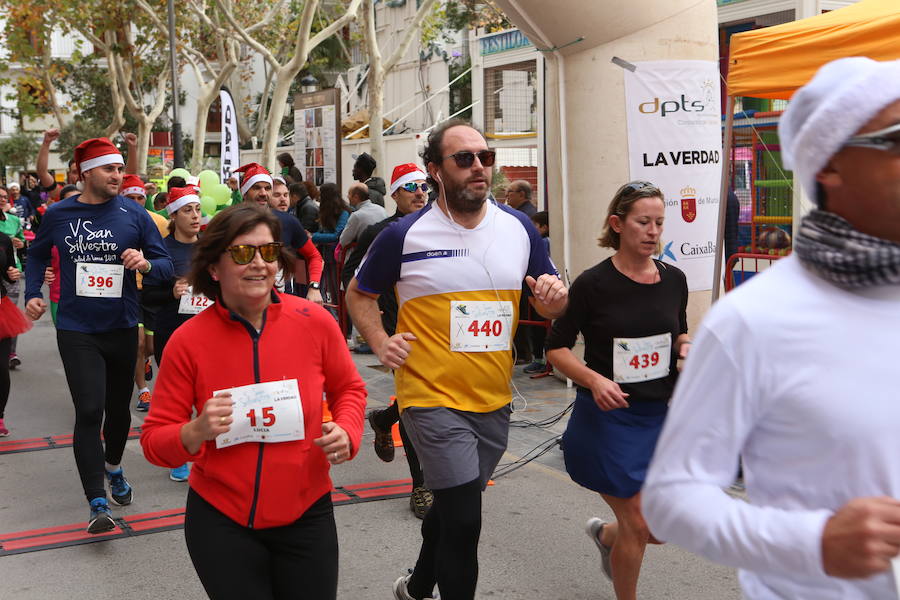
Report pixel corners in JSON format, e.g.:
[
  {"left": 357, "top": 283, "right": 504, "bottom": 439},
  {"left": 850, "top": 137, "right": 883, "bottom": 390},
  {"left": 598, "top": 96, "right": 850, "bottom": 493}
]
[{"left": 643, "top": 254, "right": 900, "bottom": 599}]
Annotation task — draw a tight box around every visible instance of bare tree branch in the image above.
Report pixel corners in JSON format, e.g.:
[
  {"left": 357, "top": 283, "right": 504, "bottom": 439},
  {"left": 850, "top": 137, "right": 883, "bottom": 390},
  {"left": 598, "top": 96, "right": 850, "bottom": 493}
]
[{"left": 384, "top": 0, "right": 437, "bottom": 73}]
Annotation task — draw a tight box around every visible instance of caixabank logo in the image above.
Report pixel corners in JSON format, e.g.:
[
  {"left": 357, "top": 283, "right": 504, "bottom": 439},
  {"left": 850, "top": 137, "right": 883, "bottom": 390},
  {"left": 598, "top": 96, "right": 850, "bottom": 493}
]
[
  {"left": 638, "top": 79, "right": 716, "bottom": 118},
  {"left": 657, "top": 239, "right": 717, "bottom": 262}
]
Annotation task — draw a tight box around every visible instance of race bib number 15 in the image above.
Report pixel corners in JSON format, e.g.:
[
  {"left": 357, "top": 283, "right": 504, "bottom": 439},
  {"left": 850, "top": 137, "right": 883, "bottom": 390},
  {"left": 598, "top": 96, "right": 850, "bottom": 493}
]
[
  {"left": 214, "top": 379, "right": 304, "bottom": 449},
  {"left": 75, "top": 263, "right": 124, "bottom": 298}
]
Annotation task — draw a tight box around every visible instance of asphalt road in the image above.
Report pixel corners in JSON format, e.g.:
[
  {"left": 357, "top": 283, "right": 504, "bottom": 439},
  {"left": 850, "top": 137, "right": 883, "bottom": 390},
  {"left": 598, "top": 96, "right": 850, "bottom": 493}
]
[{"left": 0, "top": 307, "right": 740, "bottom": 599}]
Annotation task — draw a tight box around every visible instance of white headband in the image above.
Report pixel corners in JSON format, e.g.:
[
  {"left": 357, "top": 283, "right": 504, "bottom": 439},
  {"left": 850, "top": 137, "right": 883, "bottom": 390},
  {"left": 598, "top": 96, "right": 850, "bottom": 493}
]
[
  {"left": 240, "top": 173, "right": 273, "bottom": 195},
  {"left": 167, "top": 194, "right": 200, "bottom": 215},
  {"left": 80, "top": 153, "right": 125, "bottom": 173},
  {"left": 122, "top": 186, "right": 145, "bottom": 198}
]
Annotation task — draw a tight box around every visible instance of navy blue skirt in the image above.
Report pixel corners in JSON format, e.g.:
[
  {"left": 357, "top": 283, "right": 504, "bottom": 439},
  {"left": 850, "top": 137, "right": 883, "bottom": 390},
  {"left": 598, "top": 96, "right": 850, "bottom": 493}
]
[{"left": 562, "top": 388, "right": 668, "bottom": 498}]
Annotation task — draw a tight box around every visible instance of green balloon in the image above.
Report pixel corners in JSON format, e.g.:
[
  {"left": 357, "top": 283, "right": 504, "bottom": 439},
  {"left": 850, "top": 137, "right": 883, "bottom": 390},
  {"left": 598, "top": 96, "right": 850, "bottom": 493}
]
[
  {"left": 209, "top": 183, "right": 231, "bottom": 205},
  {"left": 168, "top": 168, "right": 191, "bottom": 180},
  {"left": 200, "top": 195, "right": 217, "bottom": 216},
  {"left": 198, "top": 170, "right": 219, "bottom": 190}
]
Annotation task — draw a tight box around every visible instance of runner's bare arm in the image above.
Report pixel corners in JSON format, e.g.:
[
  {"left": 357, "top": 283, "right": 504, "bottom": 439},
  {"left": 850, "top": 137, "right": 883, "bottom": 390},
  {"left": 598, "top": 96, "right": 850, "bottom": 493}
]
[{"left": 346, "top": 277, "right": 415, "bottom": 369}]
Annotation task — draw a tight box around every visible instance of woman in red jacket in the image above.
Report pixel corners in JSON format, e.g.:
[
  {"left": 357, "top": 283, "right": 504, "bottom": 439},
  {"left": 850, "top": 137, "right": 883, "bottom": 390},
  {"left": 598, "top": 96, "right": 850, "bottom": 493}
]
[{"left": 141, "top": 204, "right": 367, "bottom": 600}]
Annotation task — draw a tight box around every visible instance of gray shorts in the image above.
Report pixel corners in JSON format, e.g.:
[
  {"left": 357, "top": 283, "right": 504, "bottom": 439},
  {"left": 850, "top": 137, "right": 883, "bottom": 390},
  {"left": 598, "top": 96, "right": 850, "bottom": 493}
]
[{"left": 401, "top": 404, "right": 512, "bottom": 491}]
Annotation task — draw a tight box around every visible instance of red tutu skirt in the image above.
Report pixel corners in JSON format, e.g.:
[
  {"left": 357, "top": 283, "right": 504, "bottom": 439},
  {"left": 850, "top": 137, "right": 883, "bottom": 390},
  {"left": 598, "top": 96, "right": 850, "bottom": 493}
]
[{"left": 0, "top": 296, "right": 32, "bottom": 339}]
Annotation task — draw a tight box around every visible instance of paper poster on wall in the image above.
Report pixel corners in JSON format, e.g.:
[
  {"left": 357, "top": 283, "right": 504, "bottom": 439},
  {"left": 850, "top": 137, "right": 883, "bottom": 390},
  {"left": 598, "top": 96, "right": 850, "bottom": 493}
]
[
  {"left": 293, "top": 89, "right": 341, "bottom": 189},
  {"left": 623, "top": 60, "right": 723, "bottom": 291}
]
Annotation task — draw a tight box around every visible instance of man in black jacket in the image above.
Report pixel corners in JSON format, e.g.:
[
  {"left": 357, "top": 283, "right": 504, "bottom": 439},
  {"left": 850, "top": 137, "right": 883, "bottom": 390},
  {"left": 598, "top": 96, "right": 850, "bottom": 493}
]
[{"left": 345, "top": 162, "right": 431, "bottom": 518}]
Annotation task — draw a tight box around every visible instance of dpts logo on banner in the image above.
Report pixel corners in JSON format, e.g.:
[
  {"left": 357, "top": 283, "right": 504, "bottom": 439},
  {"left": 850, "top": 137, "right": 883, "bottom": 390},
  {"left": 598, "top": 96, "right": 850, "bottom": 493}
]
[{"left": 623, "top": 60, "right": 723, "bottom": 291}]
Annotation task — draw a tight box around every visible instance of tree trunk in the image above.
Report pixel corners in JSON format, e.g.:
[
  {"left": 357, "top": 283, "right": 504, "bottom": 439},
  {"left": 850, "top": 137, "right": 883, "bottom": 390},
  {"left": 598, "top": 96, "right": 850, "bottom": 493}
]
[
  {"left": 368, "top": 72, "right": 385, "bottom": 175},
  {"left": 103, "top": 51, "right": 127, "bottom": 139},
  {"left": 192, "top": 92, "right": 214, "bottom": 171},
  {"left": 261, "top": 69, "right": 292, "bottom": 170},
  {"left": 136, "top": 117, "right": 152, "bottom": 175}
]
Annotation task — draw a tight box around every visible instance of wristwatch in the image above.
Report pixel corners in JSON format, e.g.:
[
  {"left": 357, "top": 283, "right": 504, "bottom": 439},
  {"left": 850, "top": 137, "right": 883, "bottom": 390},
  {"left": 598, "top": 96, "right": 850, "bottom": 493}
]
[{"left": 309, "top": 281, "right": 320, "bottom": 290}]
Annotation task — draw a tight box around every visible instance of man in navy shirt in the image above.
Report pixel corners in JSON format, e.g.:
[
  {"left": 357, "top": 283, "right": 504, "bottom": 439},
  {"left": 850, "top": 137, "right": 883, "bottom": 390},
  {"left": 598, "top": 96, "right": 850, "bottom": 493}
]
[{"left": 24, "top": 137, "right": 173, "bottom": 534}]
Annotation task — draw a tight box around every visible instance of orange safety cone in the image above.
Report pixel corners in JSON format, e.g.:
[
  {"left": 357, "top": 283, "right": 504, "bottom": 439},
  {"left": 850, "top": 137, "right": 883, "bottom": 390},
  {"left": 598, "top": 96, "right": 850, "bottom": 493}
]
[
  {"left": 322, "top": 399, "right": 333, "bottom": 423},
  {"left": 389, "top": 396, "right": 403, "bottom": 448}
]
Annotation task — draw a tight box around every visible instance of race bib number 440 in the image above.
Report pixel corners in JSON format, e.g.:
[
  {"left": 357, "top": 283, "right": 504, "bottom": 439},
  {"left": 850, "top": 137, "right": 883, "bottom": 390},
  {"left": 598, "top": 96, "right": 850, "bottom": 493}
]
[
  {"left": 76, "top": 263, "right": 124, "bottom": 298},
  {"left": 214, "top": 379, "right": 305, "bottom": 449},
  {"left": 612, "top": 333, "right": 672, "bottom": 384},
  {"left": 450, "top": 300, "right": 513, "bottom": 352}
]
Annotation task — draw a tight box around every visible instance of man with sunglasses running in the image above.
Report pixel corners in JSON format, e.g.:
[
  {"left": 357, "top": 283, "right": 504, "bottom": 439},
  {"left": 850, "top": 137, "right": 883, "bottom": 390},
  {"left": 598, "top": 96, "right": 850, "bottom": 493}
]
[
  {"left": 234, "top": 163, "right": 324, "bottom": 303},
  {"left": 643, "top": 57, "right": 900, "bottom": 599},
  {"left": 347, "top": 121, "right": 567, "bottom": 600},
  {"left": 24, "top": 138, "right": 173, "bottom": 533}
]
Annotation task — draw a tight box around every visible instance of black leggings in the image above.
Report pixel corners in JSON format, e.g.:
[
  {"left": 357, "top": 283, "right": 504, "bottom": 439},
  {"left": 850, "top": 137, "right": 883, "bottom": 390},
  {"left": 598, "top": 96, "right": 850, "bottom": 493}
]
[
  {"left": 408, "top": 478, "right": 483, "bottom": 600},
  {"left": 372, "top": 402, "right": 424, "bottom": 488},
  {"left": 56, "top": 327, "right": 138, "bottom": 501},
  {"left": 0, "top": 337, "right": 10, "bottom": 418},
  {"left": 185, "top": 489, "right": 339, "bottom": 600}
]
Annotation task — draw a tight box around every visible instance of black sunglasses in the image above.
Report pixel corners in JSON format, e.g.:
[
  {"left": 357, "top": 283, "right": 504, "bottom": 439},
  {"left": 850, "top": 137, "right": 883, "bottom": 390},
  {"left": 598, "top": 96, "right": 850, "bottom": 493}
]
[
  {"left": 225, "top": 242, "right": 283, "bottom": 265},
  {"left": 400, "top": 182, "right": 430, "bottom": 194},
  {"left": 621, "top": 181, "right": 658, "bottom": 195},
  {"left": 442, "top": 150, "right": 497, "bottom": 168}
]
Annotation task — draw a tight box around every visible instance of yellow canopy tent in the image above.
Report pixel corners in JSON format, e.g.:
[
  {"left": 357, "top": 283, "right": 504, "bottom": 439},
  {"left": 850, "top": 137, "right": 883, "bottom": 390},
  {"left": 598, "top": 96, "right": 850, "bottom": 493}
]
[
  {"left": 726, "top": 0, "right": 900, "bottom": 100},
  {"left": 713, "top": 0, "right": 900, "bottom": 299}
]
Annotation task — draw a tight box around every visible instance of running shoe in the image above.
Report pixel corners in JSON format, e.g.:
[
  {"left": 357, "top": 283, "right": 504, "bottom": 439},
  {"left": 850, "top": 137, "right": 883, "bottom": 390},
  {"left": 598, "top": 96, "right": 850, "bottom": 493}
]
[
  {"left": 392, "top": 572, "right": 438, "bottom": 600},
  {"left": 106, "top": 468, "right": 134, "bottom": 506},
  {"left": 136, "top": 390, "right": 151, "bottom": 412},
  {"left": 144, "top": 359, "right": 153, "bottom": 381},
  {"left": 409, "top": 486, "right": 433, "bottom": 519},
  {"left": 523, "top": 360, "right": 546, "bottom": 374},
  {"left": 354, "top": 343, "right": 373, "bottom": 354},
  {"left": 87, "top": 498, "right": 115, "bottom": 534},
  {"left": 169, "top": 464, "right": 190, "bottom": 482},
  {"left": 0, "top": 418, "right": 8, "bottom": 437},
  {"left": 586, "top": 517, "right": 613, "bottom": 581},
  {"left": 8, "top": 353, "right": 20, "bottom": 370},
  {"left": 368, "top": 409, "right": 395, "bottom": 463}
]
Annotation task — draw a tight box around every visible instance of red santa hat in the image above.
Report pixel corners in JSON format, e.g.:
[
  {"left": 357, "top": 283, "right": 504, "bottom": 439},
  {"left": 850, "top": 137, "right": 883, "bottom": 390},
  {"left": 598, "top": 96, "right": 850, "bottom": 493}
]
[
  {"left": 73, "top": 138, "right": 124, "bottom": 174},
  {"left": 166, "top": 185, "right": 201, "bottom": 215},
  {"left": 121, "top": 174, "right": 145, "bottom": 198},
  {"left": 233, "top": 163, "right": 273, "bottom": 196},
  {"left": 390, "top": 162, "right": 428, "bottom": 194}
]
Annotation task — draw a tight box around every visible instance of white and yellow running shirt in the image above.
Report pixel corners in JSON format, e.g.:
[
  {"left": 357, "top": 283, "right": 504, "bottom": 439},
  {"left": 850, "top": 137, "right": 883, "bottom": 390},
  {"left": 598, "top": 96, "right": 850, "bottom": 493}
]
[{"left": 356, "top": 200, "right": 557, "bottom": 413}]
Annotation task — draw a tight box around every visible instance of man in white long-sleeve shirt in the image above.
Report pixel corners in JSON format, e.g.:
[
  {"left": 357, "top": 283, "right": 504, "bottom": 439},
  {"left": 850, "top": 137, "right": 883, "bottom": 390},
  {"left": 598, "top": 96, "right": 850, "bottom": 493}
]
[{"left": 643, "top": 57, "right": 900, "bottom": 600}]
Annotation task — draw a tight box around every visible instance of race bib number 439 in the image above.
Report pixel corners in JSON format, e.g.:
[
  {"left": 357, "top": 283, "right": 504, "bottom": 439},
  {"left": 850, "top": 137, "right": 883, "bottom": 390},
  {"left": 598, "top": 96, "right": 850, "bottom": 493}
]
[
  {"left": 214, "top": 379, "right": 305, "bottom": 449},
  {"left": 612, "top": 333, "right": 671, "bottom": 384},
  {"left": 450, "top": 300, "right": 513, "bottom": 352},
  {"left": 75, "top": 263, "right": 124, "bottom": 298}
]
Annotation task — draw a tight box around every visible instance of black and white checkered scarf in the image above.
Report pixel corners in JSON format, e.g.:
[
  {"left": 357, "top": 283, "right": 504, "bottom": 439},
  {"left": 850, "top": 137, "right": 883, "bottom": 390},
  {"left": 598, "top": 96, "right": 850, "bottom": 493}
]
[{"left": 794, "top": 209, "right": 900, "bottom": 288}]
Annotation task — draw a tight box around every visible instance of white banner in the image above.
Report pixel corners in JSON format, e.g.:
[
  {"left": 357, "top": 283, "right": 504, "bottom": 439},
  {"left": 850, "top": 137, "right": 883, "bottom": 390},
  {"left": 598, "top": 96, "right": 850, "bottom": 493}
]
[
  {"left": 624, "top": 60, "right": 722, "bottom": 291},
  {"left": 220, "top": 87, "right": 241, "bottom": 183}
]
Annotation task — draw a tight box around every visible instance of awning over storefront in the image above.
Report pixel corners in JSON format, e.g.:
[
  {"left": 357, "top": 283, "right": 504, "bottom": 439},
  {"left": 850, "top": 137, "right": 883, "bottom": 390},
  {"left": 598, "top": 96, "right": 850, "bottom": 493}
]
[{"left": 727, "top": 0, "right": 900, "bottom": 99}]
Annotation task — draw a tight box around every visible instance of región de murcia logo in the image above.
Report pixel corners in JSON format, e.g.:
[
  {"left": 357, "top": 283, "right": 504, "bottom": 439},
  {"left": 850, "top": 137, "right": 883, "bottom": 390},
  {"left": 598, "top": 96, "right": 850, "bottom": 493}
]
[{"left": 680, "top": 185, "right": 697, "bottom": 223}]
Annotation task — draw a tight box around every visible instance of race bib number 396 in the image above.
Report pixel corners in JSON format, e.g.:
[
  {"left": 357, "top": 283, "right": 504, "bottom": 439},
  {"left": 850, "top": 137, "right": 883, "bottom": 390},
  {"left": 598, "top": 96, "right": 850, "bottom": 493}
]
[
  {"left": 450, "top": 300, "right": 513, "bottom": 352},
  {"left": 612, "top": 333, "right": 671, "bottom": 384},
  {"left": 75, "top": 263, "right": 124, "bottom": 298}
]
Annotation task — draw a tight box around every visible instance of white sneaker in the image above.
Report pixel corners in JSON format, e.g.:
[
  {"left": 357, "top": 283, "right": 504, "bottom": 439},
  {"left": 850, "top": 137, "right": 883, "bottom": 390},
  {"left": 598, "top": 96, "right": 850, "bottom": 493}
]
[
  {"left": 393, "top": 573, "right": 439, "bottom": 600},
  {"left": 586, "top": 517, "right": 613, "bottom": 581}
]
